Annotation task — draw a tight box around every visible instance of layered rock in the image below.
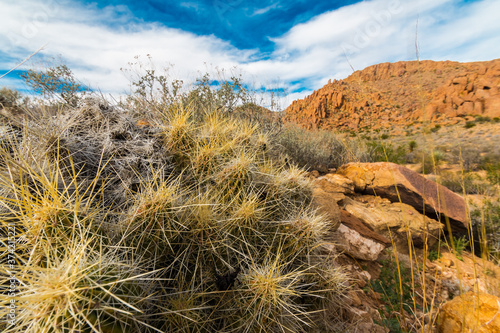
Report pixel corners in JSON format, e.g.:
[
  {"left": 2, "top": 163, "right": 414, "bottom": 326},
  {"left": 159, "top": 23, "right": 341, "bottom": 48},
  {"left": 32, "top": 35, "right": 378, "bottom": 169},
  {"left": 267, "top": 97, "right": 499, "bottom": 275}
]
[
  {"left": 284, "top": 59, "right": 500, "bottom": 131},
  {"left": 312, "top": 173, "right": 355, "bottom": 204},
  {"left": 337, "top": 162, "right": 468, "bottom": 233},
  {"left": 335, "top": 210, "right": 391, "bottom": 261},
  {"left": 342, "top": 195, "right": 443, "bottom": 249}
]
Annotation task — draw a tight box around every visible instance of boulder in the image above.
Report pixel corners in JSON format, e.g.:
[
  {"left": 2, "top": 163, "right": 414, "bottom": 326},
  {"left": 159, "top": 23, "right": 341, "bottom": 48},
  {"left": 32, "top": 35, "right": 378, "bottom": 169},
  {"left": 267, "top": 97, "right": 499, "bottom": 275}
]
[
  {"left": 437, "top": 292, "right": 500, "bottom": 333},
  {"left": 311, "top": 187, "right": 342, "bottom": 231},
  {"left": 312, "top": 173, "right": 355, "bottom": 203},
  {"left": 342, "top": 195, "right": 443, "bottom": 249},
  {"left": 337, "top": 162, "right": 468, "bottom": 233},
  {"left": 317, "top": 173, "right": 355, "bottom": 194},
  {"left": 345, "top": 307, "right": 388, "bottom": 333},
  {"left": 310, "top": 173, "right": 355, "bottom": 231}
]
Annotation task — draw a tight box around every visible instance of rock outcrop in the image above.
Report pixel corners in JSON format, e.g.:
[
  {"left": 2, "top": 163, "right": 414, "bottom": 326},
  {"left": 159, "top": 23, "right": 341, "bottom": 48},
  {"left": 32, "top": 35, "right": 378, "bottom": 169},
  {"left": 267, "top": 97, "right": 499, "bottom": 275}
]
[
  {"left": 437, "top": 292, "right": 500, "bottom": 333},
  {"left": 337, "top": 162, "right": 468, "bottom": 233},
  {"left": 284, "top": 59, "right": 500, "bottom": 131},
  {"left": 311, "top": 185, "right": 342, "bottom": 231},
  {"left": 307, "top": 163, "right": 500, "bottom": 332},
  {"left": 342, "top": 195, "right": 443, "bottom": 249}
]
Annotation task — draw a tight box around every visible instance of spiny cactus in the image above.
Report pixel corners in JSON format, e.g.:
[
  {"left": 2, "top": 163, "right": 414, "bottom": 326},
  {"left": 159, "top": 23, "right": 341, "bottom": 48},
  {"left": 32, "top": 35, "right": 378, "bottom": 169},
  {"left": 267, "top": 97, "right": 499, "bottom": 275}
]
[{"left": 0, "top": 95, "right": 349, "bottom": 332}]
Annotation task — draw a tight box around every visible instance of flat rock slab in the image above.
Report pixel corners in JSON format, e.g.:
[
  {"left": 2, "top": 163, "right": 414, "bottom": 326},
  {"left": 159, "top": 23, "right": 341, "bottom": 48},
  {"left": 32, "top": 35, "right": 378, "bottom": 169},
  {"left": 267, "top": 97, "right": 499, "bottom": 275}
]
[{"left": 337, "top": 162, "right": 468, "bottom": 233}]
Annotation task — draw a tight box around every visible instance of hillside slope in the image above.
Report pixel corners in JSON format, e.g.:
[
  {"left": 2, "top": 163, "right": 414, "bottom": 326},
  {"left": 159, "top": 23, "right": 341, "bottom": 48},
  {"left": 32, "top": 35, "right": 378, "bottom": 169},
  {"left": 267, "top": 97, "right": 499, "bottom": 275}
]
[{"left": 284, "top": 59, "right": 500, "bottom": 131}]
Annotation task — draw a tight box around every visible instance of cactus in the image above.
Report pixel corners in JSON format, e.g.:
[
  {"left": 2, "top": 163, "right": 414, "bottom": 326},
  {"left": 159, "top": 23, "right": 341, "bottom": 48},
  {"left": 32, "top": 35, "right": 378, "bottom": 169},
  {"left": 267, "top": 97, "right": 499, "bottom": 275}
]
[{"left": 0, "top": 91, "right": 349, "bottom": 332}]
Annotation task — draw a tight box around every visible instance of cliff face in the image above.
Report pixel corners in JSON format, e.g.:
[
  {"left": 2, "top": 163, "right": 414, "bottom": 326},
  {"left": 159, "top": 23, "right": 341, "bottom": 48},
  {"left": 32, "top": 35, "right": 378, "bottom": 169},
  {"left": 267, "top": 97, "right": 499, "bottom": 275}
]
[{"left": 284, "top": 59, "right": 500, "bottom": 131}]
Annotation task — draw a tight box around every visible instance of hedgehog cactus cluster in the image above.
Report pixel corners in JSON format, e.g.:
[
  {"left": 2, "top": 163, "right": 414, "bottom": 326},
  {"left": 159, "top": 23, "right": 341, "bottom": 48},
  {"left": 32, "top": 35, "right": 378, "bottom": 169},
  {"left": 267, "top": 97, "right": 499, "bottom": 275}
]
[{"left": 0, "top": 99, "right": 348, "bottom": 332}]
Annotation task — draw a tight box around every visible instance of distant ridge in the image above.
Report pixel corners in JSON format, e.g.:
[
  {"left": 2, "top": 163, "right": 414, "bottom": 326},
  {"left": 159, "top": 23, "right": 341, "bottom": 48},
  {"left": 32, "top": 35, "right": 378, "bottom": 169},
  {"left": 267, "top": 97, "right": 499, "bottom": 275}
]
[{"left": 284, "top": 59, "right": 500, "bottom": 131}]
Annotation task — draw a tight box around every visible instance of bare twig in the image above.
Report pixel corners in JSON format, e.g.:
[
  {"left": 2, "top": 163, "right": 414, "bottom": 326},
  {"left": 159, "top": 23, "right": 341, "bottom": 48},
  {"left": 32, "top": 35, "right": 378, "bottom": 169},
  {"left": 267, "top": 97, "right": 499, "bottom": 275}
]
[{"left": 0, "top": 44, "right": 47, "bottom": 80}]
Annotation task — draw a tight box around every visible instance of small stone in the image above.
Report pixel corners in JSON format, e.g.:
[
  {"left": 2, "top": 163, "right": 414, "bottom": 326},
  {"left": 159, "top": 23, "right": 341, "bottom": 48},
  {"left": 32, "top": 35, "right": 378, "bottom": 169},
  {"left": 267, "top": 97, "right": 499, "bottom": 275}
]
[
  {"left": 441, "top": 288, "right": 449, "bottom": 301},
  {"left": 360, "top": 270, "right": 372, "bottom": 281},
  {"left": 309, "top": 170, "right": 320, "bottom": 178},
  {"left": 348, "top": 290, "right": 362, "bottom": 307},
  {"left": 442, "top": 258, "right": 454, "bottom": 268}
]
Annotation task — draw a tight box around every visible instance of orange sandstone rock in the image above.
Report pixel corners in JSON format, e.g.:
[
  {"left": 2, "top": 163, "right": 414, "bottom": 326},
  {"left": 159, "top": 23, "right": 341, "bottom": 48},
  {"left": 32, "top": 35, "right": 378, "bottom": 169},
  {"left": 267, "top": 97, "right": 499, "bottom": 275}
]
[{"left": 437, "top": 292, "right": 500, "bottom": 333}]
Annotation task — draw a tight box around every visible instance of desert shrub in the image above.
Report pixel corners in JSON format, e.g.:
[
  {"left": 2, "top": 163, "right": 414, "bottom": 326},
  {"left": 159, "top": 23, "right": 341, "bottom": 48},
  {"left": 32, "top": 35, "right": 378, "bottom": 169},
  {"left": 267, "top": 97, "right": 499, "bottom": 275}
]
[
  {"left": 475, "top": 115, "right": 491, "bottom": 123},
  {"left": 0, "top": 80, "right": 349, "bottom": 332},
  {"left": 184, "top": 71, "right": 248, "bottom": 115},
  {"left": 274, "top": 123, "right": 356, "bottom": 171},
  {"left": 471, "top": 199, "right": 500, "bottom": 263},
  {"left": 483, "top": 161, "right": 500, "bottom": 185},
  {"left": 366, "top": 141, "right": 408, "bottom": 164},
  {"left": 420, "top": 150, "right": 445, "bottom": 174},
  {"left": 122, "top": 59, "right": 251, "bottom": 121},
  {"left": 409, "top": 140, "right": 417, "bottom": 152},
  {"left": 231, "top": 102, "right": 283, "bottom": 136},
  {"left": 439, "top": 171, "right": 493, "bottom": 195},
  {"left": 0, "top": 87, "right": 22, "bottom": 109},
  {"left": 20, "top": 63, "right": 88, "bottom": 106},
  {"left": 431, "top": 124, "right": 441, "bottom": 132},
  {"left": 464, "top": 121, "right": 476, "bottom": 129},
  {"left": 448, "top": 146, "right": 481, "bottom": 172}
]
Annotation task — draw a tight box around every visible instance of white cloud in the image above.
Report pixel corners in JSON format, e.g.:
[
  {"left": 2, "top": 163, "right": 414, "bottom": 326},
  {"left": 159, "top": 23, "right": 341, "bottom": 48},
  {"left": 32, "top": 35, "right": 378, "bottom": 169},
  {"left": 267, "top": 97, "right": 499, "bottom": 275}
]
[
  {"left": 0, "top": 0, "right": 254, "bottom": 95},
  {"left": 0, "top": 0, "right": 499, "bottom": 108},
  {"left": 246, "top": 0, "right": 500, "bottom": 103},
  {"left": 252, "top": 3, "right": 280, "bottom": 16}
]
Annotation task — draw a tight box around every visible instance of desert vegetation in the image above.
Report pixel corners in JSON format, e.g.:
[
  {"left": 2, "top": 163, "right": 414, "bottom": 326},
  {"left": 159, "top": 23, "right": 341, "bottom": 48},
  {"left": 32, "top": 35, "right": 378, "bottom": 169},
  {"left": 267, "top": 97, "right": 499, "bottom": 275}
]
[
  {"left": 0, "top": 64, "right": 354, "bottom": 333},
  {"left": 1, "top": 59, "right": 500, "bottom": 333}
]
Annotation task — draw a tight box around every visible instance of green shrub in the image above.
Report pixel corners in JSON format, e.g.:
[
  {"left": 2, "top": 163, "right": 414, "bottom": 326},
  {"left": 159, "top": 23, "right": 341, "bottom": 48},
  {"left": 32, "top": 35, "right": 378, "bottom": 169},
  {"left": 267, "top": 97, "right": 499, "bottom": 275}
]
[
  {"left": 475, "top": 116, "right": 491, "bottom": 123},
  {"left": 371, "top": 255, "right": 416, "bottom": 332},
  {"left": 464, "top": 121, "right": 476, "bottom": 129},
  {"left": 451, "top": 236, "right": 468, "bottom": 261},
  {"left": 428, "top": 249, "right": 442, "bottom": 262},
  {"left": 366, "top": 141, "right": 409, "bottom": 164},
  {"left": 409, "top": 140, "right": 417, "bottom": 152}
]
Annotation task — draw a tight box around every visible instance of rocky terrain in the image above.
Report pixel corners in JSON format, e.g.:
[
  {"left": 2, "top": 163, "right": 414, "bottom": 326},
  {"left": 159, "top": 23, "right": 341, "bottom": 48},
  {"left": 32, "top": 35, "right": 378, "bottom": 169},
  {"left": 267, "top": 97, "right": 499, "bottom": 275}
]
[
  {"left": 310, "top": 162, "right": 500, "bottom": 332},
  {"left": 284, "top": 59, "right": 500, "bottom": 131},
  {"left": 2, "top": 60, "right": 500, "bottom": 333},
  {"left": 282, "top": 59, "right": 500, "bottom": 331}
]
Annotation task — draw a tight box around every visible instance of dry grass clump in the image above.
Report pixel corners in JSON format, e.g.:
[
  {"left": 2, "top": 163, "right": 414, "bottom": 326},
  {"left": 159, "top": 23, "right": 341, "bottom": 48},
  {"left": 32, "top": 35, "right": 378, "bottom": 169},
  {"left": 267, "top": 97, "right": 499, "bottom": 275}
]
[
  {"left": 0, "top": 91, "right": 348, "bottom": 332},
  {"left": 273, "top": 123, "right": 370, "bottom": 172}
]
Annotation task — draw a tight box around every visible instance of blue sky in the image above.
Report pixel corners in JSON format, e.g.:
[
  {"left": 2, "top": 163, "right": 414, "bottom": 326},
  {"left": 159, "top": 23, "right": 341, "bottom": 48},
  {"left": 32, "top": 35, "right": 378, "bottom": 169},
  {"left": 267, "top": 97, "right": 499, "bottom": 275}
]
[{"left": 1, "top": 0, "right": 499, "bottom": 108}]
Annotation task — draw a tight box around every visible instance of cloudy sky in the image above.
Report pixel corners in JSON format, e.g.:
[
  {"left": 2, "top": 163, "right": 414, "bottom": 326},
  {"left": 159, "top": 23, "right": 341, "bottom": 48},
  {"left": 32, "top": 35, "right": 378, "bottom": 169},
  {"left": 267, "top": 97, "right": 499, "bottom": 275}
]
[{"left": 1, "top": 0, "right": 499, "bottom": 108}]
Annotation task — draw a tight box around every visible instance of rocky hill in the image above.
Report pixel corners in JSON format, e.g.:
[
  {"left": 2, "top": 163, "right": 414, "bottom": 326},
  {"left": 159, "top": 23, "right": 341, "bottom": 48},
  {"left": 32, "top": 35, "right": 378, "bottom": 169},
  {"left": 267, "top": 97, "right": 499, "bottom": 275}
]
[{"left": 284, "top": 59, "right": 500, "bottom": 131}]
